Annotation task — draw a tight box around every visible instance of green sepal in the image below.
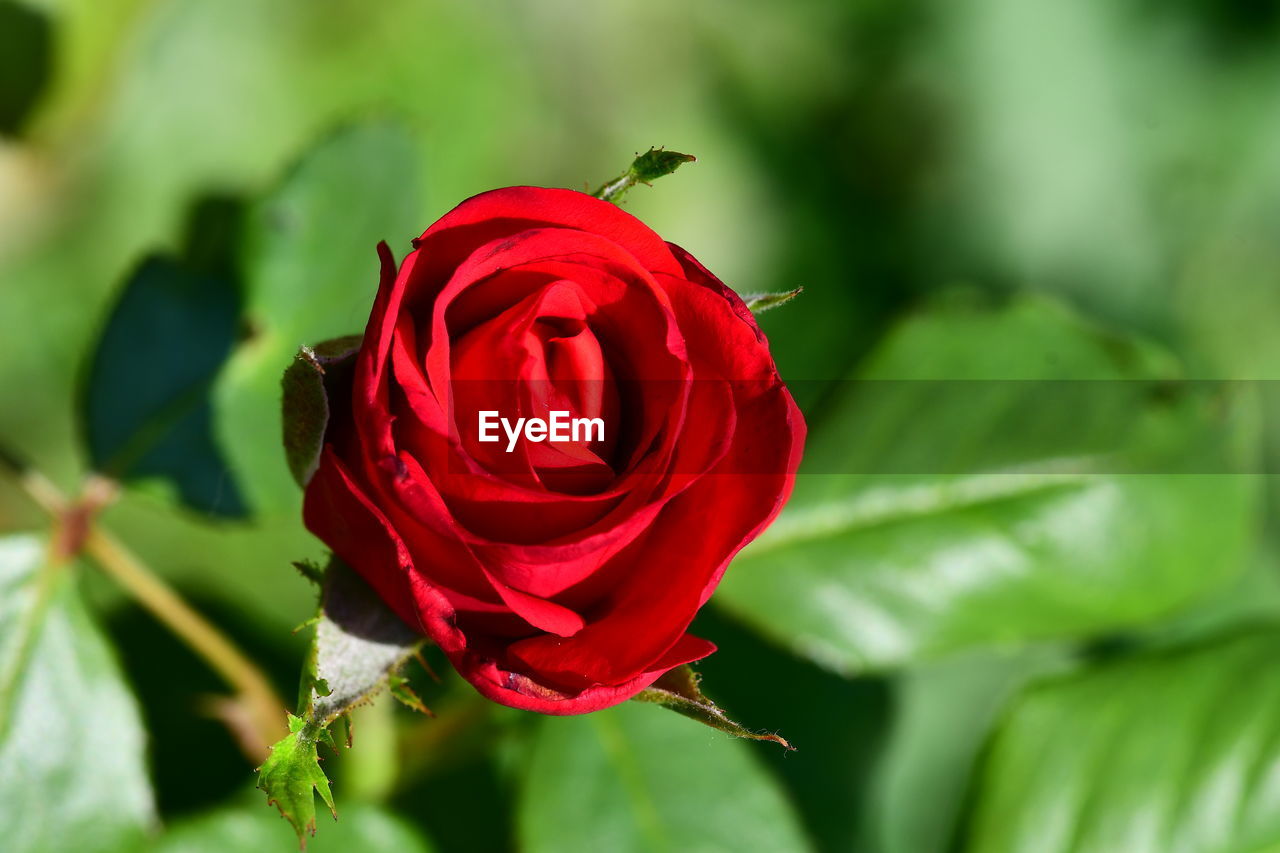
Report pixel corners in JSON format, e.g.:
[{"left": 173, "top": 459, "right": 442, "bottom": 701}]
[
  {"left": 632, "top": 665, "right": 793, "bottom": 750},
  {"left": 256, "top": 713, "right": 336, "bottom": 845},
  {"left": 592, "top": 147, "right": 695, "bottom": 204},
  {"left": 292, "top": 559, "right": 325, "bottom": 585},
  {"left": 260, "top": 557, "right": 425, "bottom": 846},
  {"left": 387, "top": 673, "right": 432, "bottom": 716},
  {"left": 281, "top": 335, "right": 362, "bottom": 487},
  {"left": 743, "top": 287, "right": 803, "bottom": 314},
  {"left": 306, "top": 558, "right": 424, "bottom": 725},
  {"left": 330, "top": 713, "right": 352, "bottom": 750},
  {"left": 314, "top": 723, "right": 339, "bottom": 752},
  {"left": 629, "top": 147, "right": 696, "bottom": 183}
]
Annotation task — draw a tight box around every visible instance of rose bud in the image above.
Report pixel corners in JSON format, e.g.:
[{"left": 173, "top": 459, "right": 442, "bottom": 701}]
[{"left": 301, "top": 187, "right": 805, "bottom": 713}]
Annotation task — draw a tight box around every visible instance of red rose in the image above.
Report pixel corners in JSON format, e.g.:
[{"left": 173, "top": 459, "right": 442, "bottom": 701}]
[{"left": 302, "top": 187, "right": 804, "bottom": 713}]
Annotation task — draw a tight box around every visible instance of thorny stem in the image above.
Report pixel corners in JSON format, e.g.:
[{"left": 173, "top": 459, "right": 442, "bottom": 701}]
[
  {"left": 592, "top": 173, "right": 637, "bottom": 204},
  {"left": 84, "top": 528, "right": 287, "bottom": 758},
  {"left": 0, "top": 445, "right": 287, "bottom": 760}
]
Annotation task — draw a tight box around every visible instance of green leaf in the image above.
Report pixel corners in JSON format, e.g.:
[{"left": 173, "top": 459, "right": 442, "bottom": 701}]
[
  {"left": 742, "top": 287, "right": 803, "bottom": 314},
  {"left": 157, "top": 795, "right": 434, "bottom": 853},
  {"left": 260, "top": 558, "right": 422, "bottom": 845},
  {"left": 0, "top": 534, "right": 155, "bottom": 853},
  {"left": 517, "top": 700, "right": 813, "bottom": 853},
  {"left": 961, "top": 626, "right": 1280, "bottom": 852},
  {"left": 718, "top": 295, "right": 1261, "bottom": 673},
  {"left": 592, "top": 147, "right": 696, "bottom": 204},
  {"left": 215, "top": 121, "right": 422, "bottom": 513},
  {"left": 81, "top": 248, "right": 248, "bottom": 517},
  {"left": 256, "top": 715, "right": 336, "bottom": 844},
  {"left": 632, "top": 665, "right": 791, "bottom": 749},
  {"left": 858, "top": 648, "right": 1070, "bottom": 853},
  {"left": 688, "top": 606, "right": 891, "bottom": 851},
  {"left": 281, "top": 335, "right": 362, "bottom": 487}
]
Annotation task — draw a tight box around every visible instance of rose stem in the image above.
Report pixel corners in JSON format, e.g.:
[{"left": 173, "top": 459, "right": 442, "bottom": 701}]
[{"left": 0, "top": 443, "right": 288, "bottom": 760}]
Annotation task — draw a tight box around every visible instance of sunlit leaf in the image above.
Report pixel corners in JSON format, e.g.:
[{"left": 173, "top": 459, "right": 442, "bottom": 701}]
[
  {"left": 0, "top": 534, "right": 155, "bottom": 853},
  {"left": 518, "top": 700, "right": 813, "bottom": 853},
  {"left": 962, "top": 626, "right": 1280, "bottom": 852},
  {"left": 719, "top": 295, "right": 1261, "bottom": 672},
  {"left": 858, "top": 648, "right": 1070, "bottom": 853}
]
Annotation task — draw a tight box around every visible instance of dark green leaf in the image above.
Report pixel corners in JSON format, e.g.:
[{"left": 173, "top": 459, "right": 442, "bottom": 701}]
[
  {"left": 518, "top": 700, "right": 813, "bottom": 853},
  {"left": 0, "top": 534, "right": 155, "bottom": 853},
  {"left": 82, "top": 252, "right": 247, "bottom": 516},
  {"left": 632, "top": 665, "right": 791, "bottom": 749},
  {"left": 216, "top": 121, "right": 422, "bottom": 514},
  {"left": 961, "top": 626, "right": 1280, "bottom": 852},
  {"left": 0, "top": 2, "right": 52, "bottom": 135},
  {"left": 718, "top": 295, "right": 1261, "bottom": 672}
]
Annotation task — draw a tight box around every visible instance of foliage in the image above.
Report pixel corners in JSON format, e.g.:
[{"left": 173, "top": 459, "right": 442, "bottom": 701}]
[
  {"left": 2, "top": 1, "right": 1280, "bottom": 851},
  {"left": 0, "top": 535, "right": 154, "bottom": 853}
]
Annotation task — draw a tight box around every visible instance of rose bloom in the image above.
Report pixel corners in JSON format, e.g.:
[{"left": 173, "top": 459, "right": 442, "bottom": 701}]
[{"left": 303, "top": 187, "right": 804, "bottom": 713}]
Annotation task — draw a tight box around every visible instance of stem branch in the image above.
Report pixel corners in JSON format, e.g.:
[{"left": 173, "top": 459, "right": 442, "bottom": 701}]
[
  {"left": 84, "top": 528, "right": 287, "bottom": 758},
  {"left": 0, "top": 445, "right": 287, "bottom": 760}
]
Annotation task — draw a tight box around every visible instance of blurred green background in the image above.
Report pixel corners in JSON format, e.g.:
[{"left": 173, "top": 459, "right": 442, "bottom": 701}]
[{"left": 2, "top": 0, "right": 1280, "bottom": 851}]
